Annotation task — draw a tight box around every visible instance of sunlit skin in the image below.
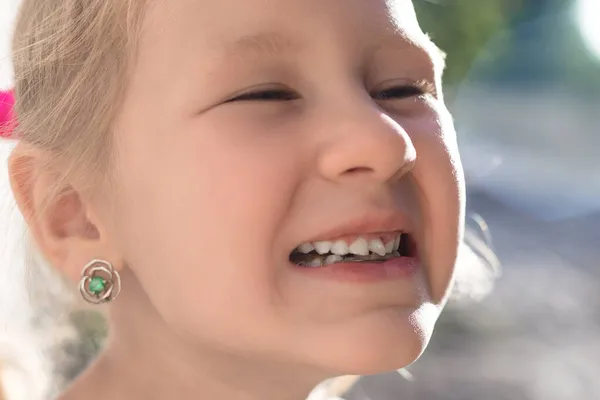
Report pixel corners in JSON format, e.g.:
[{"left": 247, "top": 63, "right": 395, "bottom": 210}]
[{"left": 10, "top": 0, "right": 464, "bottom": 399}]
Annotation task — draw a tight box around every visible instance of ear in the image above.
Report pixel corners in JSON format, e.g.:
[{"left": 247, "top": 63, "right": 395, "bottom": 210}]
[{"left": 8, "top": 142, "right": 122, "bottom": 283}]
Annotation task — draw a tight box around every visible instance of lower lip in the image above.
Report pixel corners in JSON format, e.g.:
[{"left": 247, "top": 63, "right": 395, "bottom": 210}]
[{"left": 294, "top": 256, "right": 419, "bottom": 283}]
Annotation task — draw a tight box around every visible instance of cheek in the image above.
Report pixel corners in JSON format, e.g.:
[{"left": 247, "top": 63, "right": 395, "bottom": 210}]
[
  {"left": 112, "top": 123, "right": 302, "bottom": 337},
  {"left": 408, "top": 110, "right": 464, "bottom": 303}
]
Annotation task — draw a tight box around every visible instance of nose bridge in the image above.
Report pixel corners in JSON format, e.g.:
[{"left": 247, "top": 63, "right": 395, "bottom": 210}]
[{"left": 316, "top": 93, "right": 417, "bottom": 183}]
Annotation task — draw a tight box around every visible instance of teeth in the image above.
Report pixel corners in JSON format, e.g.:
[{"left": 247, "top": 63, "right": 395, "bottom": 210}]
[
  {"left": 369, "top": 239, "right": 387, "bottom": 256},
  {"left": 314, "top": 241, "right": 332, "bottom": 255},
  {"left": 330, "top": 240, "right": 349, "bottom": 255},
  {"left": 324, "top": 254, "right": 343, "bottom": 265},
  {"left": 297, "top": 242, "right": 314, "bottom": 254},
  {"left": 307, "top": 258, "right": 323, "bottom": 267},
  {"left": 348, "top": 237, "right": 369, "bottom": 256},
  {"left": 295, "top": 234, "right": 406, "bottom": 262},
  {"left": 385, "top": 239, "right": 395, "bottom": 254}
]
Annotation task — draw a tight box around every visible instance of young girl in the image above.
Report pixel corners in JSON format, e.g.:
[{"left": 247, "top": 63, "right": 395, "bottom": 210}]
[{"left": 1, "top": 0, "right": 496, "bottom": 399}]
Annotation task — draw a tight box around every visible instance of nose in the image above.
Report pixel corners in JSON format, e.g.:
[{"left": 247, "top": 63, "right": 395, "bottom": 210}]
[{"left": 316, "top": 99, "right": 417, "bottom": 183}]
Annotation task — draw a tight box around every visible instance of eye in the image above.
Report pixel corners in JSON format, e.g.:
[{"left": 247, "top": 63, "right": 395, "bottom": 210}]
[
  {"left": 371, "top": 80, "right": 435, "bottom": 101},
  {"left": 226, "top": 89, "right": 299, "bottom": 102}
]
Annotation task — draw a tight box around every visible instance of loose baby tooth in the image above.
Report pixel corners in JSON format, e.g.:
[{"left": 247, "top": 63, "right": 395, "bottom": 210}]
[
  {"left": 324, "top": 254, "right": 343, "bottom": 265},
  {"left": 349, "top": 237, "right": 369, "bottom": 256},
  {"left": 369, "top": 239, "right": 387, "bottom": 256},
  {"left": 331, "top": 240, "right": 349, "bottom": 255},
  {"left": 297, "top": 243, "right": 314, "bottom": 254},
  {"left": 385, "top": 240, "right": 395, "bottom": 254},
  {"left": 314, "top": 241, "right": 332, "bottom": 255},
  {"left": 394, "top": 235, "right": 401, "bottom": 251},
  {"left": 307, "top": 258, "right": 323, "bottom": 267}
]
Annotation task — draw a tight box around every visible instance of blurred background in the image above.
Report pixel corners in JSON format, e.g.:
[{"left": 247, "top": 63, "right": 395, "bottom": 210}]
[{"left": 1, "top": 0, "right": 599, "bottom": 399}]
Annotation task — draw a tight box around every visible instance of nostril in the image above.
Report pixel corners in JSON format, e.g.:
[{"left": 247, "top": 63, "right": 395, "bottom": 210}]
[{"left": 344, "top": 166, "right": 373, "bottom": 174}]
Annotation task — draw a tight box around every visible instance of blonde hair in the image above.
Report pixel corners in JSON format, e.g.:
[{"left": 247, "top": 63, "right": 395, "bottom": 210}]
[
  {"left": 3, "top": 1, "right": 146, "bottom": 399},
  {"left": 3, "top": 1, "right": 500, "bottom": 399},
  {"left": 11, "top": 0, "right": 147, "bottom": 195}
]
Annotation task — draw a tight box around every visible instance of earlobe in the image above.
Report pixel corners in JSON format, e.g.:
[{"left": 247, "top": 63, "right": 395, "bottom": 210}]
[{"left": 7, "top": 143, "right": 118, "bottom": 283}]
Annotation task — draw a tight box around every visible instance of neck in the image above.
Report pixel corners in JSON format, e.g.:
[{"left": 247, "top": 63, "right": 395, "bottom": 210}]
[{"left": 59, "top": 269, "right": 323, "bottom": 400}]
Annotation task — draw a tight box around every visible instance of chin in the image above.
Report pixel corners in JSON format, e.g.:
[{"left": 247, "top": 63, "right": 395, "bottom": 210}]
[
  {"left": 335, "top": 334, "right": 427, "bottom": 376},
  {"left": 306, "top": 304, "right": 439, "bottom": 376}
]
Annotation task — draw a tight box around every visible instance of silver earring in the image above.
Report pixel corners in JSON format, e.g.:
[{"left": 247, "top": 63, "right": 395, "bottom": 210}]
[{"left": 79, "top": 259, "right": 122, "bottom": 304}]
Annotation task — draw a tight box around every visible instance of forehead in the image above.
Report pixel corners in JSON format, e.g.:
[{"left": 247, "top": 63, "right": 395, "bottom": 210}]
[
  {"left": 139, "top": 0, "right": 441, "bottom": 61},
  {"left": 146, "top": 0, "right": 420, "bottom": 29}
]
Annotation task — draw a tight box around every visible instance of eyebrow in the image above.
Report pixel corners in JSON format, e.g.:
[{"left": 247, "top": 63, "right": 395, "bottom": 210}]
[
  {"left": 221, "top": 30, "right": 447, "bottom": 71},
  {"left": 373, "top": 32, "right": 447, "bottom": 72},
  {"left": 224, "top": 31, "right": 304, "bottom": 59}
]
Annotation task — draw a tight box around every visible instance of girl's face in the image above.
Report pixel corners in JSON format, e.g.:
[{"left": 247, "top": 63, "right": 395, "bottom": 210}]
[{"left": 107, "top": 0, "right": 463, "bottom": 375}]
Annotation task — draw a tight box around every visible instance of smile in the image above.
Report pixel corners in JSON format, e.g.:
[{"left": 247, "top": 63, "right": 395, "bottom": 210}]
[{"left": 289, "top": 232, "right": 417, "bottom": 267}]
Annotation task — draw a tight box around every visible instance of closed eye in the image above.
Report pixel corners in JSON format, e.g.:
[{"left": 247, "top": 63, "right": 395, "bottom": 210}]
[
  {"left": 224, "top": 81, "right": 434, "bottom": 103},
  {"left": 371, "top": 80, "right": 435, "bottom": 100},
  {"left": 226, "top": 89, "right": 299, "bottom": 102}
]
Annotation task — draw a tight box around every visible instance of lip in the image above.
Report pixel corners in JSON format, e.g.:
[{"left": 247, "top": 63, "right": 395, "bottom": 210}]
[{"left": 298, "top": 210, "right": 415, "bottom": 244}]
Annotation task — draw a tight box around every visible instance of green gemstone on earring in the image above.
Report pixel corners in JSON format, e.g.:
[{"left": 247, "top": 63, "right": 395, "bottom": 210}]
[{"left": 89, "top": 276, "right": 107, "bottom": 295}]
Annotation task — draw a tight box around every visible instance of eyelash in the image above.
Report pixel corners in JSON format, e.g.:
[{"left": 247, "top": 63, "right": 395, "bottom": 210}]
[
  {"left": 371, "top": 80, "right": 435, "bottom": 100},
  {"left": 228, "top": 90, "right": 299, "bottom": 102},
  {"left": 227, "top": 81, "right": 434, "bottom": 103}
]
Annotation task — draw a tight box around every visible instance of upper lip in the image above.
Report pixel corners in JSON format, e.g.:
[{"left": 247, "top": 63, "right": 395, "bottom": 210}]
[{"left": 299, "top": 210, "right": 415, "bottom": 244}]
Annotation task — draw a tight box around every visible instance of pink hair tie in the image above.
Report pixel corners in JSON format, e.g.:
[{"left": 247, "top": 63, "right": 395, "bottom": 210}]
[{"left": 0, "top": 89, "right": 16, "bottom": 138}]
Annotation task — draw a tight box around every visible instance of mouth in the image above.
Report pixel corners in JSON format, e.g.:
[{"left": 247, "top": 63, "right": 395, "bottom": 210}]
[{"left": 289, "top": 232, "right": 417, "bottom": 268}]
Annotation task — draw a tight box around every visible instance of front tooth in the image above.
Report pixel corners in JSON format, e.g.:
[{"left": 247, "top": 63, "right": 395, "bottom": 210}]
[
  {"left": 385, "top": 240, "right": 395, "bottom": 254},
  {"left": 331, "top": 240, "right": 349, "bottom": 255},
  {"left": 324, "top": 254, "right": 343, "bottom": 265},
  {"left": 394, "top": 235, "right": 401, "bottom": 251},
  {"left": 307, "top": 258, "right": 323, "bottom": 267},
  {"left": 314, "top": 241, "right": 332, "bottom": 255},
  {"left": 297, "top": 243, "right": 314, "bottom": 254},
  {"left": 369, "top": 239, "right": 387, "bottom": 256},
  {"left": 348, "top": 237, "right": 369, "bottom": 256}
]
